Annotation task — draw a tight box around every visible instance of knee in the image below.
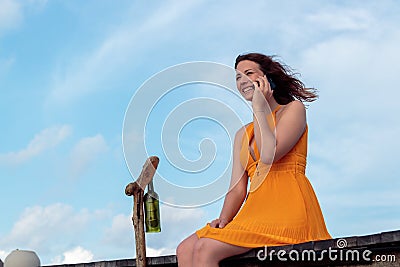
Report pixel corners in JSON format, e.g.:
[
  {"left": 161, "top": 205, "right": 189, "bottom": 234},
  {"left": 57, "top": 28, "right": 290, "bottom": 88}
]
[
  {"left": 176, "top": 239, "right": 192, "bottom": 264},
  {"left": 176, "top": 241, "right": 185, "bottom": 260},
  {"left": 192, "top": 238, "right": 213, "bottom": 263}
]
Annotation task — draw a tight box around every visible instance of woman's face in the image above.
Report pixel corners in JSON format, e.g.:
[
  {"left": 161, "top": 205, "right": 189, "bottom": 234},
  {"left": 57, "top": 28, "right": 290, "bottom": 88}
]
[{"left": 235, "top": 60, "right": 264, "bottom": 101}]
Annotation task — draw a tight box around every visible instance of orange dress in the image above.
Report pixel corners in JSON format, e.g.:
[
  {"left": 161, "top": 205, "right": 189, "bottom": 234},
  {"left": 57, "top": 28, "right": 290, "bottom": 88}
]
[{"left": 196, "top": 105, "right": 331, "bottom": 247}]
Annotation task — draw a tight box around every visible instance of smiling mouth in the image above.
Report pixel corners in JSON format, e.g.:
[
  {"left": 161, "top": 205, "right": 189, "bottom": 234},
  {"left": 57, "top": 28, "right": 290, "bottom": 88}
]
[{"left": 242, "top": 86, "right": 254, "bottom": 94}]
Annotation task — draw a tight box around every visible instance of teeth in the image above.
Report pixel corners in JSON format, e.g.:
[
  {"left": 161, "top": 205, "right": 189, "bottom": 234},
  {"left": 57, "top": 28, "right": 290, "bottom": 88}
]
[{"left": 242, "top": 86, "right": 254, "bottom": 93}]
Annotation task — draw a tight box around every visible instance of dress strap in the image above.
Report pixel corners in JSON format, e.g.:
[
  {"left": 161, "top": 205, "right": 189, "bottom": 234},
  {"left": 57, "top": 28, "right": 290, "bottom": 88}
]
[{"left": 272, "top": 104, "right": 282, "bottom": 114}]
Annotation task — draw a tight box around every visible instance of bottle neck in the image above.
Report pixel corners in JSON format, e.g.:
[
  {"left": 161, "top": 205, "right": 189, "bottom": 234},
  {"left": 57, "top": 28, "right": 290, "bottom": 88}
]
[{"left": 148, "top": 180, "right": 155, "bottom": 193}]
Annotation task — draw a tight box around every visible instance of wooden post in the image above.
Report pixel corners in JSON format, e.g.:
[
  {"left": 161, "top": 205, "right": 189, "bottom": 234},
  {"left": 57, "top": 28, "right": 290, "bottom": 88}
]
[{"left": 125, "top": 156, "right": 159, "bottom": 267}]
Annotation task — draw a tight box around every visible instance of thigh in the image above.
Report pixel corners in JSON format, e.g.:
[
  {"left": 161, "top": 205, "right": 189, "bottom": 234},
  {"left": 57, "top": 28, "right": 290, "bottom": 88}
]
[
  {"left": 177, "top": 233, "right": 199, "bottom": 256},
  {"left": 180, "top": 233, "right": 199, "bottom": 248},
  {"left": 195, "top": 237, "right": 251, "bottom": 262}
]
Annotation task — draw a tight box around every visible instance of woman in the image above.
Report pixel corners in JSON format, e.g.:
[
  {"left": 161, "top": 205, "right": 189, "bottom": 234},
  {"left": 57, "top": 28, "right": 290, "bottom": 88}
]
[{"left": 176, "top": 53, "right": 331, "bottom": 266}]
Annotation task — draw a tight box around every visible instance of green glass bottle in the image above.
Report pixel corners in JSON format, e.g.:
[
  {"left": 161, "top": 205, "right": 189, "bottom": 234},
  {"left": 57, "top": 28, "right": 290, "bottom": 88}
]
[{"left": 144, "top": 180, "right": 161, "bottom": 233}]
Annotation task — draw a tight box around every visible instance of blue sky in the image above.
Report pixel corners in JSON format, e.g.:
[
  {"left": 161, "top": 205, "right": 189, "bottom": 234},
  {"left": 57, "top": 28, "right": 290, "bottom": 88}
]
[{"left": 1, "top": 0, "right": 400, "bottom": 265}]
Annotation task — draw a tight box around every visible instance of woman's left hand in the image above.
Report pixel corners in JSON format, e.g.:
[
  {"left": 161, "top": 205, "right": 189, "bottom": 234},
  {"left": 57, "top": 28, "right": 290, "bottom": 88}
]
[
  {"left": 252, "top": 75, "right": 273, "bottom": 112},
  {"left": 209, "top": 218, "right": 229, "bottom": 228}
]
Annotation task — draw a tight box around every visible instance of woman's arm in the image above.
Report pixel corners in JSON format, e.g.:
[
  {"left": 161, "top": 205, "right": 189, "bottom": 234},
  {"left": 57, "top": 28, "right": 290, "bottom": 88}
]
[
  {"left": 254, "top": 100, "right": 306, "bottom": 164},
  {"left": 210, "top": 127, "right": 249, "bottom": 228}
]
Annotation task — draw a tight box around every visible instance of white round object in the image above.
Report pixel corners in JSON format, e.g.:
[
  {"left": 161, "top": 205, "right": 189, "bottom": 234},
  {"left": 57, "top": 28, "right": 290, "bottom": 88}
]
[{"left": 4, "top": 250, "right": 40, "bottom": 267}]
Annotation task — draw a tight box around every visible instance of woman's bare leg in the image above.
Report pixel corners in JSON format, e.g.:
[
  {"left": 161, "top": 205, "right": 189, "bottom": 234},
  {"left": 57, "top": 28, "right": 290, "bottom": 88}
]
[
  {"left": 177, "top": 233, "right": 251, "bottom": 267},
  {"left": 176, "top": 233, "right": 199, "bottom": 267},
  {"left": 192, "top": 237, "right": 251, "bottom": 267}
]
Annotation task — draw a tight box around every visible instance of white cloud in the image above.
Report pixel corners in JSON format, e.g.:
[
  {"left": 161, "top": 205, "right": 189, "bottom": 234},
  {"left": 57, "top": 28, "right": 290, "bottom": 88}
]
[
  {"left": 0, "top": 125, "right": 72, "bottom": 166},
  {"left": 146, "top": 247, "right": 175, "bottom": 257},
  {"left": 307, "top": 8, "right": 374, "bottom": 31},
  {"left": 69, "top": 134, "right": 108, "bottom": 177},
  {"left": 297, "top": 12, "right": 400, "bottom": 186},
  {"left": 102, "top": 204, "right": 206, "bottom": 257},
  {"left": 0, "top": 203, "right": 111, "bottom": 265},
  {"left": 0, "top": 0, "right": 48, "bottom": 35},
  {"left": 0, "top": 0, "right": 47, "bottom": 77},
  {"left": 102, "top": 214, "right": 133, "bottom": 248},
  {"left": 0, "top": 204, "right": 91, "bottom": 248},
  {"left": 46, "top": 0, "right": 204, "bottom": 106},
  {"left": 300, "top": 26, "right": 400, "bottom": 235},
  {"left": 0, "top": 0, "right": 22, "bottom": 33},
  {"left": 0, "top": 250, "right": 8, "bottom": 262},
  {"left": 299, "top": 22, "right": 400, "bottom": 113},
  {"left": 298, "top": 19, "right": 400, "bottom": 176},
  {"left": 145, "top": 205, "right": 206, "bottom": 252},
  {"left": 50, "top": 246, "right": 94, "bottom": 265}
]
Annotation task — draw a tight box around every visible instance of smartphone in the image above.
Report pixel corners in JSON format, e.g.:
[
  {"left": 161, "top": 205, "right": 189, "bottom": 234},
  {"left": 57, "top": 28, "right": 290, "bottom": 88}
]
[
  {"left": 255, "top": 77, "right": 276, "bottom": 90},
  {"left": 268, "top": 77, "right": 276, "bottom": 90}
]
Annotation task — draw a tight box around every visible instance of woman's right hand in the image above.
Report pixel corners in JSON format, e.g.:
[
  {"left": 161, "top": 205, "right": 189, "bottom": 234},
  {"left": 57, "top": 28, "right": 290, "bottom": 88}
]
[
  {"left": 252, "top": 75, "right": 273, "bottom": 112},
  {"left": 209, "top": 218, "right": 229, "bottom": 228}
]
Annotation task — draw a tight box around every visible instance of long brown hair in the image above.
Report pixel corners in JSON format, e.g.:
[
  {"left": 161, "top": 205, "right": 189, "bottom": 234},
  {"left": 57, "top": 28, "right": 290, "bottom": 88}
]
[{"left": 235, "top": 53, "right": 318, "bottom": 104}]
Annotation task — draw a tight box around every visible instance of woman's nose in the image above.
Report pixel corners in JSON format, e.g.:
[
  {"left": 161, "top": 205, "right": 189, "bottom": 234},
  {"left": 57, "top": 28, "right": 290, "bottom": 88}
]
[{"left": 240, "top": 77, "right": 251, "bottom": 86}]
